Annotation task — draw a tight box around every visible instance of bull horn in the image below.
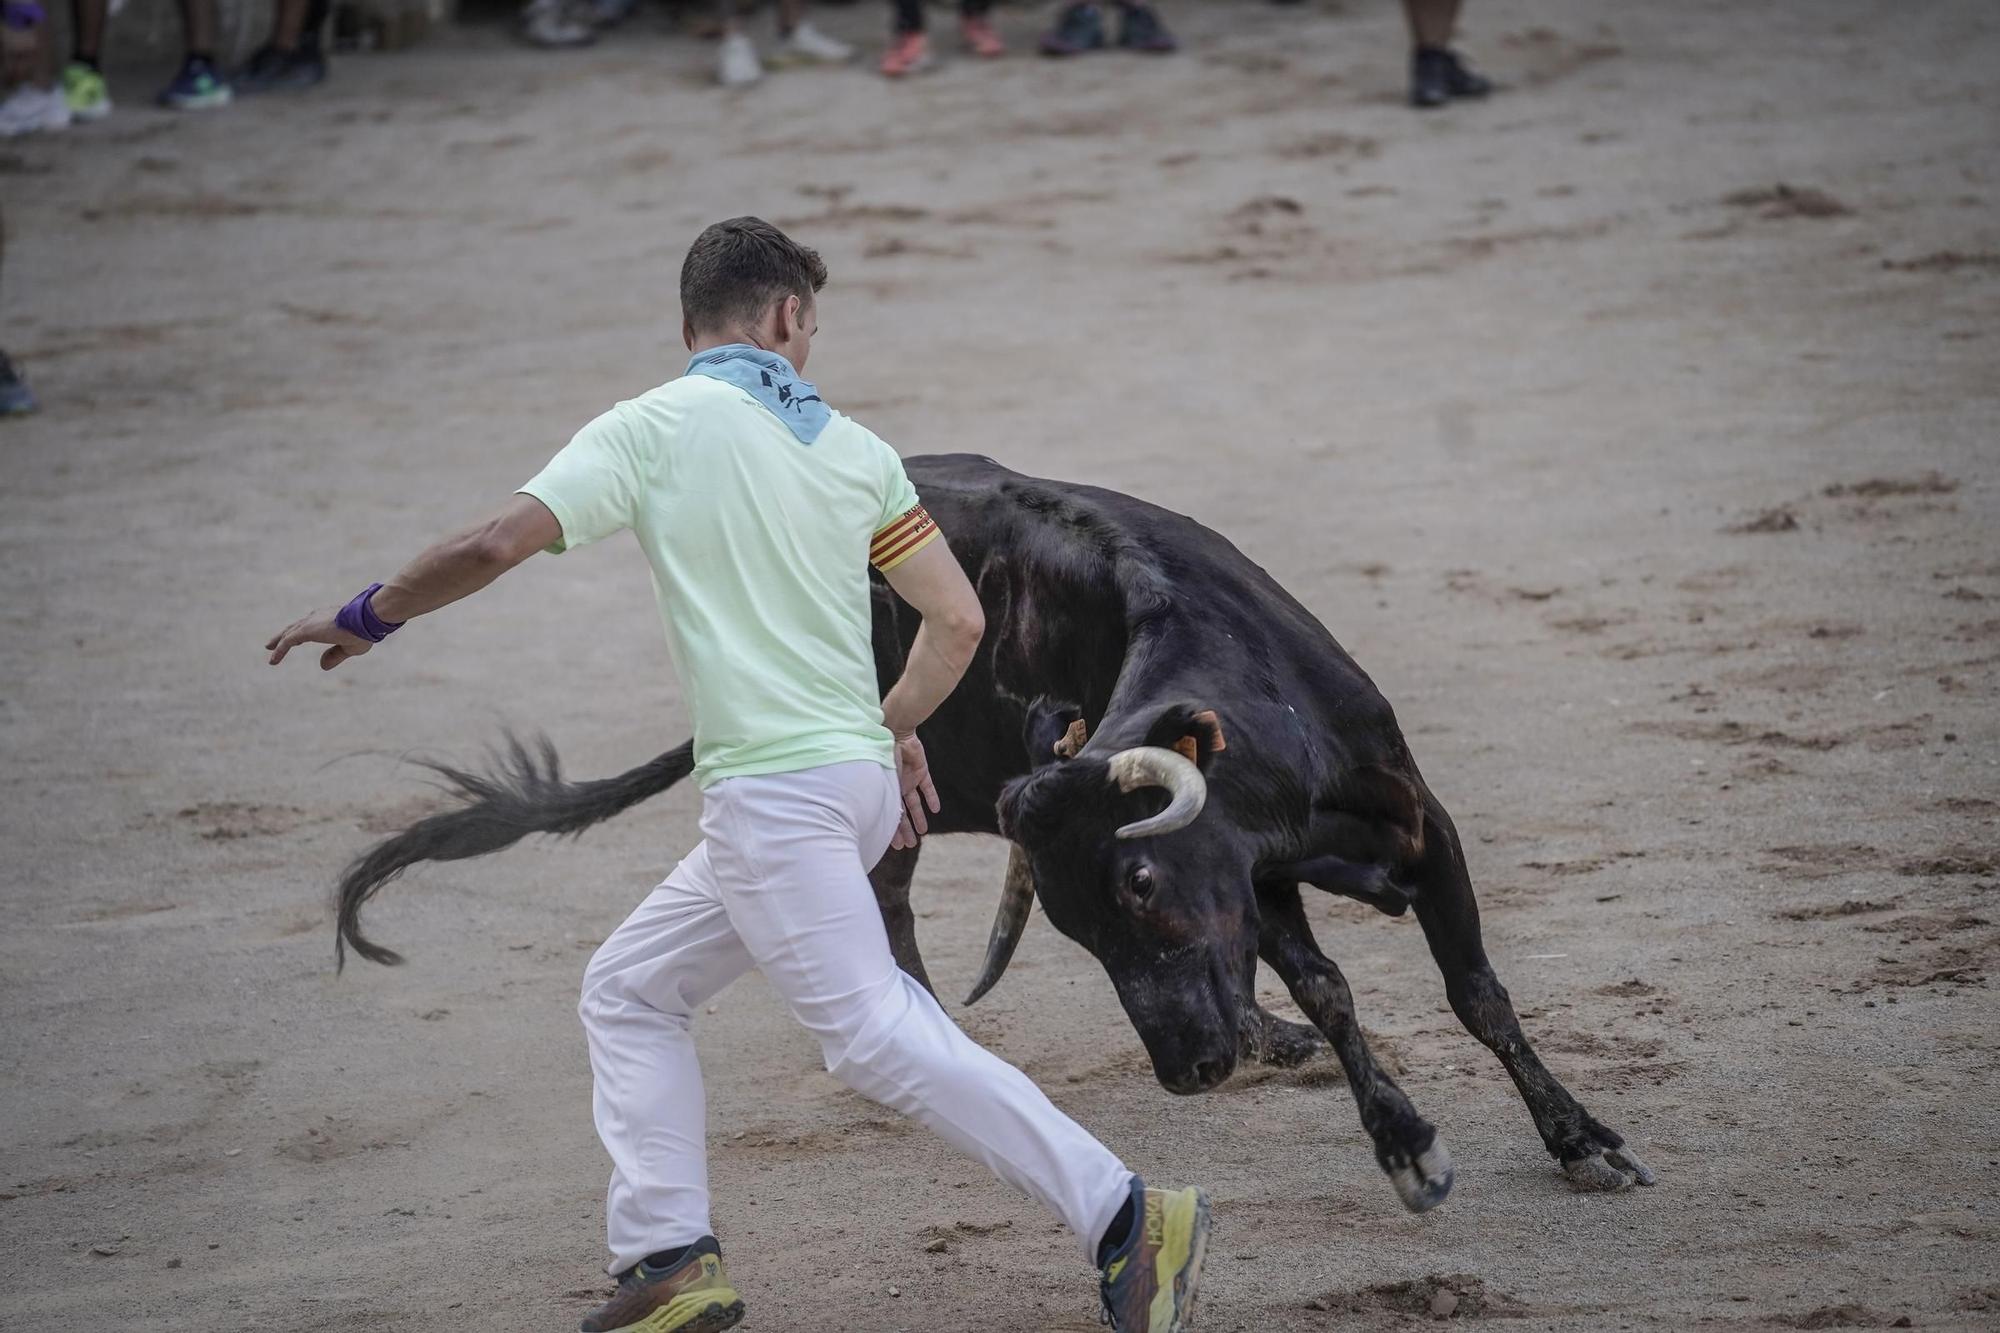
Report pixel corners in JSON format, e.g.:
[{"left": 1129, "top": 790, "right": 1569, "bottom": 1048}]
[
  {"left": 963, "top": 845, "right": 1036, "bottom": 1007},
  {"left": 1107, "top": 746, "right": 1208, "bottom": 840}
]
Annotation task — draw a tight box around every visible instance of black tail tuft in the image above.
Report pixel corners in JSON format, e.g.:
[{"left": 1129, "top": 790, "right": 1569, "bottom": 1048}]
[{"left": 334, "top": 732, "right": 696, "bottom": 969}]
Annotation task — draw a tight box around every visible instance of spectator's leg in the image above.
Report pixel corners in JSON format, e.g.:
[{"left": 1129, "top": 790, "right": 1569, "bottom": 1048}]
[
  {"left": 1402, "top": 0, "right": 1460, "bottom": 50},
  {"left": 881, "top": 0, "right": 934, "bottom": 72},
  {"left": 179, "top": 0, "right": 218, "bottom": 60},
  {"left": 891, "top": 0, "right": 923, "bottom": 33},
  {"left": 68, "top": 0, "right": 107, "bottom": 67}
]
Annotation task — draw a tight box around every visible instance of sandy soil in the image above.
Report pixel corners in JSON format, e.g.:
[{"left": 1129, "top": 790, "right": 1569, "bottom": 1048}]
[{"left": 3, "top": 1, "right": 1998, "bottom": 1329}]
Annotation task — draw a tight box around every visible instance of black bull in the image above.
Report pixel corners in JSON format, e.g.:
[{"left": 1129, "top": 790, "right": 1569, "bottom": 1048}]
[{"left": 335, "top": 453, "right": 1655, "bottom": 1209}]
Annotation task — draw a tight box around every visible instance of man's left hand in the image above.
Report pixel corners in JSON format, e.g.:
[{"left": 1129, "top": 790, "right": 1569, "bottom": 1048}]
[{"left": 266, "top": 610, "right": 374, "bottom": 670}]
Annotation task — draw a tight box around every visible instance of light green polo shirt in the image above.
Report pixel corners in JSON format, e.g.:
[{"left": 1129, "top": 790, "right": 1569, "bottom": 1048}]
[{"left": 518, "top": 374, "right": 939, "bottom": 788}]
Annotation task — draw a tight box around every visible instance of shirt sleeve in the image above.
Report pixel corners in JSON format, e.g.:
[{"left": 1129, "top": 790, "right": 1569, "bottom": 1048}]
[
  {"left": 516, "top": 407, "right": 645, "bottom": 554},
  {"left": 869, "top": 437, "right": 941, "bottom": 573}
]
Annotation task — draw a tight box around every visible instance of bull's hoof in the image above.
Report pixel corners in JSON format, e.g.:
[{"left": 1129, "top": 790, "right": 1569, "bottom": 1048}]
[
  {"left": 1562, "top": 1144, "right": 1657, "bottom": 1192},
  {"left": 1239, "top": 1006, "right": 1323, "bottom": 1068},
  {"left": 1386, "top": 1137, "right": 1454, "bottom": 1213}
]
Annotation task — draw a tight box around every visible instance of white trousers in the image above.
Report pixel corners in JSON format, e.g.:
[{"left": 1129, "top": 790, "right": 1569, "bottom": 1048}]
[{"left": 579, "top": 759, "right": 1134, "bottom": 1275}]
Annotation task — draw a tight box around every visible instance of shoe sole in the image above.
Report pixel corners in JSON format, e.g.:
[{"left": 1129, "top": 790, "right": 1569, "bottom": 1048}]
[
  {"left": 604, "top": 1296, "right": 746, "bottom": 1333},
  {"left": 1176, "top": 1191, "right": 1212, "bottom": 1330}
]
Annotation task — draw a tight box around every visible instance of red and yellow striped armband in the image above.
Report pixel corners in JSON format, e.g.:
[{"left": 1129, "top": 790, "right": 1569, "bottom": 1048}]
[{"left": 870, "top": 504, "right": 941, "bottom": 572}]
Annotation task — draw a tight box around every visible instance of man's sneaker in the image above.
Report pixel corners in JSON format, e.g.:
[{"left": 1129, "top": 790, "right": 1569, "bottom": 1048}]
[
  {"left": 1115, "top": 3, "right": 1176, "bottom": 53},
  {"left": 579, "top": 1237, "right": 745, "bottom": 1333},
  {"left": 1438, "top": 47, "right": 1492, "bottom": 97},
  {"left": 961, "top": 14, "right": 1005, "bottom": 57},
  {"left": 61, "top": 62, "right": 113, "bottom": 121},
  {"left": 233, "top": 41, "right": 327, "bottom": 93},
  {"left": 0, "top": 352, "right": 38, "bottom": 417},
  {"left": 522, "top": 0, "right": 595, "bottom": 48},
  {"left": 717, "top": 30, "right": 763, "bottom": 86},
  {"left": 0, "top": 83, "right": 72, "bottom": 137},
  {"left": 1099, "top": 1180, "right": 1212, "bottom": 1332},
  {"left": 1040, "top": 2, "right": 1105, "bottom": 56},
  {"left": 879, "top": 30, "right": 934, "bottom": 76},
  {"left": 156, "top": 56, "right": 232, "bottom": 110},
  {"left": 779, "top": 21, "right": 854, "bottom": 64}
]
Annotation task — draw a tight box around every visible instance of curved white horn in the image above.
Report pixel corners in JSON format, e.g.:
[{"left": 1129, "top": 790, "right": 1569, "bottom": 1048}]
[
  {"left": 963, "top": 845, "right": 1036, "bottom": 1006},
  {"left": 1107, "top": 746, "right": 1208, "bottom": 840}
]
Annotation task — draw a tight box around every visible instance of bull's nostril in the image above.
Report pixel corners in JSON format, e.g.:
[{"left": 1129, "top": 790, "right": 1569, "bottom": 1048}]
[{"left": 1193, "top": 1057, "right": 1230, "bottom": 1088}]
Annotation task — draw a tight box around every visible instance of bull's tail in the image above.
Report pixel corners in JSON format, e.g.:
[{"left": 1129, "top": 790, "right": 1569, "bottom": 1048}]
[{"left": 335, "top": 733, "right": 696, "bottom": 969}]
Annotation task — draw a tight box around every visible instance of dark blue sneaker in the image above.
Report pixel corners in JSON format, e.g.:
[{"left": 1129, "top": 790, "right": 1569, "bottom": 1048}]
[
  {"left": 156, "top": 56, "right": 233, "bottom": 110},
  {"left": 1041, "top": 3, "right": 1106, "bottom": 56},
  {"left": 0, "top": 352, "right": 37, "bottom": 417},
  {"left": 233, "top": 41, "right": 326, "bottom": 94},
  {"left": 1116, "top": 3, "right": 1176, "bottom": 53}
]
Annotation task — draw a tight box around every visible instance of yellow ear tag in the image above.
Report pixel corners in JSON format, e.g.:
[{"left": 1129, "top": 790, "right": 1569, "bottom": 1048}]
[
  {"left": 1173, "top": 736, "right": 1200, "bottom": 764},
  {"left": 1055, "top": 718, "right": 1089, "bottom": 759}
]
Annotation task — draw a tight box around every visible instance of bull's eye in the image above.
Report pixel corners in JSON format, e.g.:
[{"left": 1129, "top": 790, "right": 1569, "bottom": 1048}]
[{"left": 1126, "top": 864, "right": 1156, "bottom": 902}]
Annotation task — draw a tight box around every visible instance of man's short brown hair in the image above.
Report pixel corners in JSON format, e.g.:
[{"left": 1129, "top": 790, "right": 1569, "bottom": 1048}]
[{"left": 680, "top": 217, "right": 828, "bottom": 335}]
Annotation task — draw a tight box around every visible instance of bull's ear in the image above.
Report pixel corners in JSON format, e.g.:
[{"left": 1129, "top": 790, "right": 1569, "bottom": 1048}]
[
  {"left": 1023, "top": 696, "right": 1086, "bottom": 767},
  {"left": 1141, "top": 703, "right": 1229, "bottom": 770}
]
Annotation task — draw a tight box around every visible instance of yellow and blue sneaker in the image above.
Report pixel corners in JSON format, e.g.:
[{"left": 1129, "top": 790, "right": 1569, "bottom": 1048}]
[
  {"left": 579, "top": 1237, "right": 744, "bottom": 1333},
  {"left": 1098, "top": 1178, "right": 1212, "bottom": 1332}
]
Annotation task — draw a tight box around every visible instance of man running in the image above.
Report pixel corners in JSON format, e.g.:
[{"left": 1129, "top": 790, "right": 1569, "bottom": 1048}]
[{"left": 266, "top": 217, "right": 1210, "bottom": 1333}]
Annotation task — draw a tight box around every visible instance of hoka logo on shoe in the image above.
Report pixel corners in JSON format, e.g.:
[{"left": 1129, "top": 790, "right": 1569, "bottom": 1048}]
[{"left": 1143, "top": 1200, "right": 1165, "bottom": 1247}]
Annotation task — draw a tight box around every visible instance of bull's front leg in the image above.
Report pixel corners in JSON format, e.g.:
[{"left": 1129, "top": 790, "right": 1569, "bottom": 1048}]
[
  {"left": 1408, "top": 806, "right": 1657, "bottom": 1192},
  {"left": 1258, "top": 883, "right": 1454, "bottom": 1212},
  {"left": 1238, "top": 991, "right": 1324, "bottom": 1068},
  {"left": 868, "top": 843, "right": 934, "bottom": 996}
]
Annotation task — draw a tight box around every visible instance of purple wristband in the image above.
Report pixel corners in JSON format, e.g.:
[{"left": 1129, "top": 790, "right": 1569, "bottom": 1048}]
[{"left": 335, "top": 583, "right": 405, "bottom": 643}]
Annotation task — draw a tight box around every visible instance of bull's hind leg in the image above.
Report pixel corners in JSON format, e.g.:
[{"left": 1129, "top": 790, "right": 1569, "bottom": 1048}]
[
  {"left": 1258, "top": 883, "right": 1454, "bottom": 1212},
  {"left": 868, "top": 844, "right": 935, "bottom": 997},
  {"left": 1409, "top": 803, "right": 1657, "bottom": 1191}
]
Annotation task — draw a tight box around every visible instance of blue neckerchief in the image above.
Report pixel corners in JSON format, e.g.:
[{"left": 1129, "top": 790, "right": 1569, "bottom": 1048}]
[{"left": 684, "top": 344, "right": 831, "bottom": 445}]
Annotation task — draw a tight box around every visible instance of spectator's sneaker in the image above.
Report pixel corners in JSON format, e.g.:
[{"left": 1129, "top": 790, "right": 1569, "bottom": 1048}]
[
  {"left": 1098, "top": 1180, "right": 1212, "bottom": 1333},
  {"left": 961, "top": 14, "right": 1005, "bottom": 57},
  {"left": 156, "top": 56, "right": 232, "bottom": 109},
  {"left": 578, "top": 1237, "right": 745, "bottom": 1333},
  {"left": 879, "top": 30, "right": 934, "bottom": 76},
  {"left": 1040, "top": 2, "right": 1105, "bottom": 56},
  {"left": 521, "top": 0, "right": 595, "bottom": 47},
  {"left": 1115, "top": 3, "right": 1176, "bottom": 53},
  {"left": 234, "top": 41, "right": 326, "bottom": 93},
  {"left": 0, "top": 352, "right": 38, "bottom": 417},
  {"left": 717, "top": 30, "right": 763, "bottom": 86},
  {"left": 1438, "top": 47, "right": 1492, "bottom": 97},
  {"left": 778, "top": 21, "right": 855, "bottom": 64},
  {"left": 1409, "top": 46, "right": 1450, "bottom": 107},
  {"left": 0, "top": 83, "right": 72, "bottom": 137},
  {"left": 61, "top": 62, "right": 113, "bottom": 122}
]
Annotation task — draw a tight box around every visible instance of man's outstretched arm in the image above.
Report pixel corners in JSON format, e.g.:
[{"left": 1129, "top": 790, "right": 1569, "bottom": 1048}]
[{"left": 265, "top": 494, "right": 561, "bottom": 671}]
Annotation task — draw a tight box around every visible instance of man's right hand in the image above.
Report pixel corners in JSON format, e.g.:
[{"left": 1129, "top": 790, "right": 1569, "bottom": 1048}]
[{"left": 890, "top": 730, "right": 940, "bottom": 850}]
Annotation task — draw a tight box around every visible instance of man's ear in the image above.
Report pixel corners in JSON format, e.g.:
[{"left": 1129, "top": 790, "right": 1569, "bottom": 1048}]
[
  {"left": 682, "top": 316, "right": 696, "bottom": 351},
  {"left": 1140, "top": 703, "right": 1228, "bottom": 770}
]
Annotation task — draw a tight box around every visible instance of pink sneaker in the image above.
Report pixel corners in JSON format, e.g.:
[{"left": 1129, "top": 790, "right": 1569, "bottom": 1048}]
[
  {"left": 961, "top": 15, "right": 1005, "bottom": 58},
  {"left": 880, "top": 30, "right": 934, "bottom": 76}
]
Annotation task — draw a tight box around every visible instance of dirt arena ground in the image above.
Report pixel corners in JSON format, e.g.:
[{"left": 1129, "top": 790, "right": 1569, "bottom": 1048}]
[{"left": 3, "top": 0, "right": 1997, "bottom": 1328}]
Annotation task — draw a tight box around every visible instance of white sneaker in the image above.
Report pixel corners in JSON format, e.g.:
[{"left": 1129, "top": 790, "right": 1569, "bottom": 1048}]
[
  {"left": 521, "top": 0, "right": 594, "bottom": 47},
  {"left": 718, "top": 30, "right": 764, "bottom": 86},
  {"left": 781, "top": 21, "right": 855, "bottom": 64},
  {"left": 0, "top": 84, "right": 72, "bottom": 138}
]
